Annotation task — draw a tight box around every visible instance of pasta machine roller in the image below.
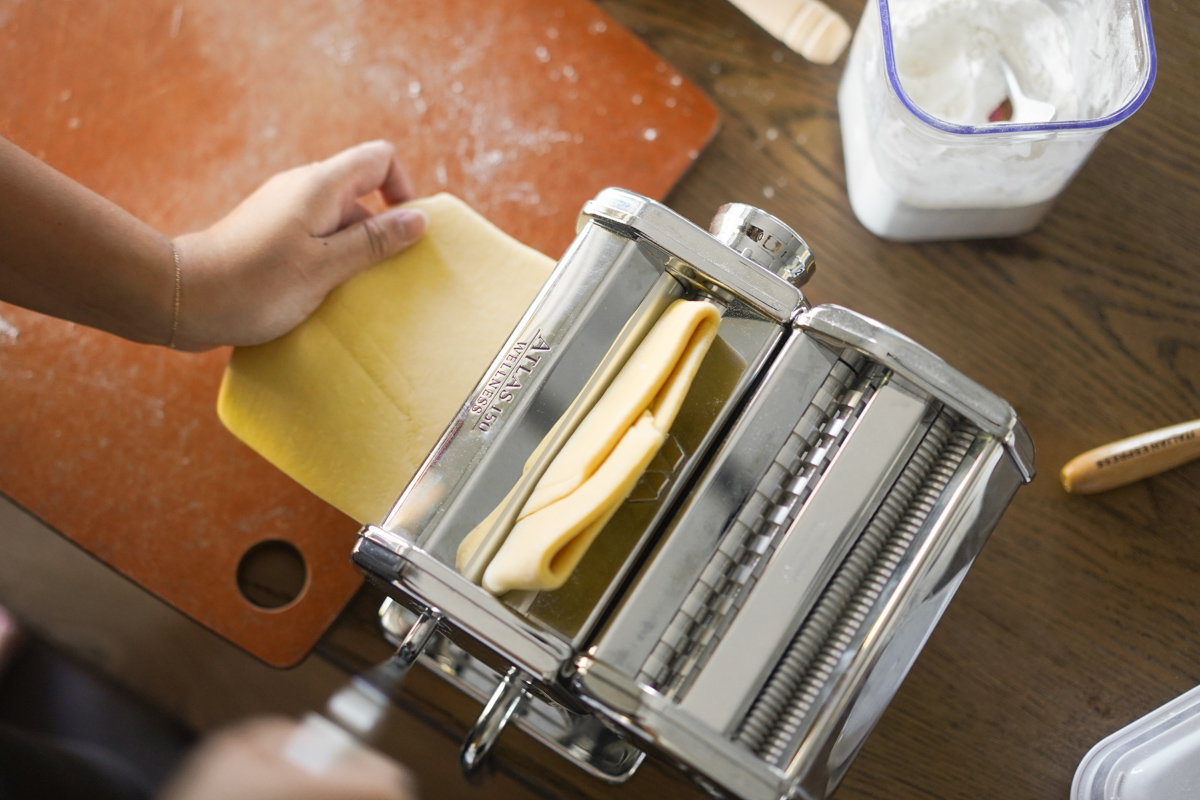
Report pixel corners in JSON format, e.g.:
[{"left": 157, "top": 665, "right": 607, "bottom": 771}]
[{"left": 351, "top": 188, "right": 1035, "bottom": 799}]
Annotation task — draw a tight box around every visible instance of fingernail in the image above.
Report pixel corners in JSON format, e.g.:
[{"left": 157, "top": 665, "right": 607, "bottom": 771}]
[{"left": 390, "top": 207, "right": 428, "bottom": 242}]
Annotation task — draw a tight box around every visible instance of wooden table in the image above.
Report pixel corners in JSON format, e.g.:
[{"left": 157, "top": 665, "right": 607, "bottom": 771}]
[{"left": 2, "top": 0, "right": 1199, "bottom": 798}]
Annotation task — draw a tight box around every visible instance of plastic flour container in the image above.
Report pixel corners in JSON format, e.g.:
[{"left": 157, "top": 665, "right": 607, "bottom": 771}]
[{"left": 837, "top": 0, "right": 1155, "bottom": 241}]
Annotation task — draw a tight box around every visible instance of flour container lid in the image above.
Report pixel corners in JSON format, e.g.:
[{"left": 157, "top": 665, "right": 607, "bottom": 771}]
[{"left": 1072, "top": 683, "right": 1200, "bottom": 800}]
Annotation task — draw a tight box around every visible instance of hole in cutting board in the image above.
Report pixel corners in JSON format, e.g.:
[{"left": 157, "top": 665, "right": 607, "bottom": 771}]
[{"left": 236, "top": 540, "right": 308, "bottom": 610}]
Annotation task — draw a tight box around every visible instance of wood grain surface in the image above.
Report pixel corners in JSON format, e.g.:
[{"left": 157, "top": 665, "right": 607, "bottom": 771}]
[{"left": 1, "top": 0, "right": 1198, "bottom": 799}]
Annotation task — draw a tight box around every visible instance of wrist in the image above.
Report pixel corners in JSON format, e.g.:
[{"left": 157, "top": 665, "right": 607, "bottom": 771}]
[{"left": 169, "top": 230, "right": 239, "bottom": 352}]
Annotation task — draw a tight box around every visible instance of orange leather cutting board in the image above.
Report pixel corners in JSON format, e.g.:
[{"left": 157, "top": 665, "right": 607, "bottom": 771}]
[{"left": 0, "top": 0, "right": 717, "bottom": 666}]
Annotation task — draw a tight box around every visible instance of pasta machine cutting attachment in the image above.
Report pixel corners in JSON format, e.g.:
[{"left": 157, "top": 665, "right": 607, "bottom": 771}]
[{"left": 351, "top": 188, "right": 1034, "bottom": 800}]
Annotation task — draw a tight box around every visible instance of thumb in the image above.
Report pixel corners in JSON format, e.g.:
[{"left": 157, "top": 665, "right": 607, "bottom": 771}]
[{"left": 320, "top": 206, "right": 429, "bottom": 283}]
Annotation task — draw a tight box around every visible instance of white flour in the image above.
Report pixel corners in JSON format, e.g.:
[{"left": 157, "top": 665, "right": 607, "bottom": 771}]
[
  {"left": 0, "top": 313, "right": 18, "bottom": 344},
  {"left": 889, "top": 0, "right": 1078, "bottom": 125}
]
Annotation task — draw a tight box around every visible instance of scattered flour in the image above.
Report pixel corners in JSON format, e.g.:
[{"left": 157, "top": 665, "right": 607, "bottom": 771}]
[
  {"left": 0, "top": 313, "right": 18, "bottom": 344},
  {"left": 311, "top": 21, "right": 359, "bottom": 66}
]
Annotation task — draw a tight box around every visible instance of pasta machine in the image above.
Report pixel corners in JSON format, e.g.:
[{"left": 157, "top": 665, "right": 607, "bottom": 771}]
[{"left": 351, "top": 188, "right": 1035, "bottom": 799}]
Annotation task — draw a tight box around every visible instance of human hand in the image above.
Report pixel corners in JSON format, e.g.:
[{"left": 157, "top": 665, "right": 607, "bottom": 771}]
[
  {"left": 171, "top": 140, "right": 428, "bottom": 351},
  {"left": 157, "top": 717, "right": 418, "bottom": 800}
]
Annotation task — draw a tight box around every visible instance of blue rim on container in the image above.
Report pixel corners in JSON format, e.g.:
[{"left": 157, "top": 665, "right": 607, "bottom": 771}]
[{"left": 877, "top": 0, "right": 1157, "bottom": 136}]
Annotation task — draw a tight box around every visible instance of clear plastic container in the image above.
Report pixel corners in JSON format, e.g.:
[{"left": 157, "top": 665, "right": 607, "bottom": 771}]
[
  {"left": 838, "top": 0, "right": 1156, "bottom": 241},
  {"left": 1072, "top": 684, "right": 1200, "bottom": 800}
]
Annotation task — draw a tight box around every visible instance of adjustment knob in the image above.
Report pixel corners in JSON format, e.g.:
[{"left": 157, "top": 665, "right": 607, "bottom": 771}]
[{"left": 708, "top": 203, "right": 816, "bottom": 288}]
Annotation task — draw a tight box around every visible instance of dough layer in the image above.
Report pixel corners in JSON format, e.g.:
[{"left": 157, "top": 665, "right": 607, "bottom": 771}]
[
  {"left": 217, "top": 193, "right": 554, "bottom": 525},
  {"left": 462, "top": 299, "right": 721, "bottom": 595}
]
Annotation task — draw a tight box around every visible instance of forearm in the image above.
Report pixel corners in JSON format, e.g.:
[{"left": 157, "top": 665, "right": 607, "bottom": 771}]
[
  {"left": 0, "top": 137, "right": 426, "bottom": 351},
  {"left": 0, "top": 136, "right": 175, "bottom": 345}
]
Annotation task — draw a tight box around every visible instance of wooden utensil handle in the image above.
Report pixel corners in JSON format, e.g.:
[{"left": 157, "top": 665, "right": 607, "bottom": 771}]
[
  {"left": 728, "top": 0, "right": 851, "bottom": 65},
  {"left": 1060, "top": 418, "right": 1200, "bottom": 494}
]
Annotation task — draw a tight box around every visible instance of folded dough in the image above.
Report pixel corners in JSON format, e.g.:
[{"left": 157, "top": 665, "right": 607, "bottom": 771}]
[
  {"left": 458, "top": 299, "right": 721, "bottom": 595},
  {"left": 216, "top": 193, "right": 554, "bottom": 525}
]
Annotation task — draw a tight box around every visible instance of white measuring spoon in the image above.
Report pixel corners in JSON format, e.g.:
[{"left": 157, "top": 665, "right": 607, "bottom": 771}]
[{"left": 999, "top": 59, "right": 1056, "bottom": 123}]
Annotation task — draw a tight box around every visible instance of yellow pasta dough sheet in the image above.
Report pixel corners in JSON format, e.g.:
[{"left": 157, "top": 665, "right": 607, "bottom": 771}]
[
  {"left": 457, "top": 299, "right": 722, "bottom": 595},
  {"left": 217, "top": 193, "right": 555, "bottom": 526}
]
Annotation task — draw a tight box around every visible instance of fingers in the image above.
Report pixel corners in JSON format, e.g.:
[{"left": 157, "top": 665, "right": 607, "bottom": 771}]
[
  {"left": 333, "top": 743, "right": 420, "bottom": 800},
  {"left": 269, "top": 717, "right": 419, "bottom": 800},
  {"left": 315, "top": 140, "right": 416, "bottom": 210},
  {"left": 161, "top": 716, "right": 419, "bottom": 800},
  {"left": 162, "top": 140, "right": 428, "bottom": 350},
  {"left": 320, "top": 205, "right": 429, "bottom": 284},
  {"left": 341, "top": 200, "right": 375, "bottom": 229}
]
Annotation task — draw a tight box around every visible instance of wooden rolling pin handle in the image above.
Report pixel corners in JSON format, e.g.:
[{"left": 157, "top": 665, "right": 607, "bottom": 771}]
[
  {"left": 728, "top": 0, "right": 852, "bottom": 65},
  {"left": 1060, "top": 418, "right": 1200, "bottom": 494}
]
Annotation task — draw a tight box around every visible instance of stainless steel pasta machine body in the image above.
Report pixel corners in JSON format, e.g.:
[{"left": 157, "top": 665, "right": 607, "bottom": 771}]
[{"left": 351, "top": 188, "right": 1034, "bottom": 800}]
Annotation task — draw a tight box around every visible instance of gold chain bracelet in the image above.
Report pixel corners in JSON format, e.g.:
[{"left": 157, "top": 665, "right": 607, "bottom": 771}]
[{"left": 167, "top": 241, "right": 182, "bottom": 349}]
